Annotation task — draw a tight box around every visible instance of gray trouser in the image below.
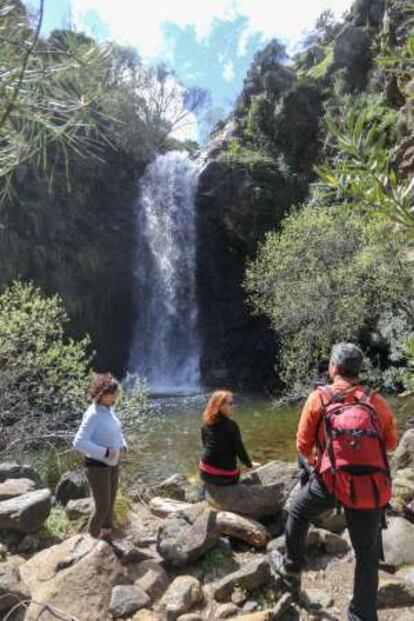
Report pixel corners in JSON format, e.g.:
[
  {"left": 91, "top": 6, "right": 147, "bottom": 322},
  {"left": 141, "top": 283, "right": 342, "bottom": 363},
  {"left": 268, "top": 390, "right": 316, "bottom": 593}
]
[{"left": 86, "top": 465, "right": 119, "bottom": 537}]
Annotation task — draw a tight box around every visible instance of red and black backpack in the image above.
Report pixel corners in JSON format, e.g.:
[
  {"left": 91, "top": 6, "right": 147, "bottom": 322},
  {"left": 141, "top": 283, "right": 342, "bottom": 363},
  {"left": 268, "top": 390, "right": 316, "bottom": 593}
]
[{"left": 316, "top": 385, "right": 392, "bottom": 509}]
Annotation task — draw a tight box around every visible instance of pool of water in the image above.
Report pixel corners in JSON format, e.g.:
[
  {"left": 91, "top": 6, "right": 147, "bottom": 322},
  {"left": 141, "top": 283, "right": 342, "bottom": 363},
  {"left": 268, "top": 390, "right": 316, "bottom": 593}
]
[{"left": 123, "top": 391, "right": 414, "bottom": 484}]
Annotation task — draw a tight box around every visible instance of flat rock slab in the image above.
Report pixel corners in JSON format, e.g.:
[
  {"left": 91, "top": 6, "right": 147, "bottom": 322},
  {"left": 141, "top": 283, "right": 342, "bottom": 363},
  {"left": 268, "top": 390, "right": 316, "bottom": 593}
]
[
  {"left": 212, "top": 557, "right": 273, "bottom": 602},
  {"left": 0, "top": 478, "right": 36, "bottom": 500},
  {"left": 157, "top": 504, "right": 219, "bottom": 567},
  {"left": 0, "top": 463, "right": 41, "bottom": 487},
  {"left": 134, "top": 559, "right": 170, "bottom": 600},
  {"left": 0, "top": 488, "right": 51, "bottom": 532},
  {"left": 20, "top": 535, "right": 127, "bottom": 621}
]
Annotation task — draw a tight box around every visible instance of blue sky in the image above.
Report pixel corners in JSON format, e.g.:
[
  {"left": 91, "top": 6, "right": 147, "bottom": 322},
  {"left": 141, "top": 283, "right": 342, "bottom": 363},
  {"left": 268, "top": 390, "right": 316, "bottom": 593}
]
[{"left": 26, "top": 0, "right": 353, "bottom": 139}]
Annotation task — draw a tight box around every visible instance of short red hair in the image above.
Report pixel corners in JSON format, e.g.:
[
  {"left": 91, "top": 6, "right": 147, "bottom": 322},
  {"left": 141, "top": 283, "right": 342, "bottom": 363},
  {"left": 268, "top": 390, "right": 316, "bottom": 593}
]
[{"left": 203, "top": 390, "right": 233, "bottom": 425}]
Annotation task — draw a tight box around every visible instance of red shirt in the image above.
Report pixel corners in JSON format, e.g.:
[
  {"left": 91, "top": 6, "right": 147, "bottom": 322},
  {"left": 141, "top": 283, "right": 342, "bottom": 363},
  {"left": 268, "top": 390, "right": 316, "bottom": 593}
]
[{"left": 296, "top": 377, "right": 398, "bottom": 465}]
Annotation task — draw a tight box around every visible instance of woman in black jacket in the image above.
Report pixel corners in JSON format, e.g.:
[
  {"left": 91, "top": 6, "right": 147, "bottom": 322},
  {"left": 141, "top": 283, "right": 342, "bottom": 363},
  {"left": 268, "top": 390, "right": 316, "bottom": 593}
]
[{"left": 199, "top": 390, "right": 257, "bottom": 485}]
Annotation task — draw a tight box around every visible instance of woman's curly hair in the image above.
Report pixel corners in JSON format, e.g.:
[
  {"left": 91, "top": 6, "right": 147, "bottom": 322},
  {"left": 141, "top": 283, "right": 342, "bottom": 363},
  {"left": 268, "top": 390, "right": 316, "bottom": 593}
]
[{"left": 88, "top": 373, "right": 119, "bottom": 403}]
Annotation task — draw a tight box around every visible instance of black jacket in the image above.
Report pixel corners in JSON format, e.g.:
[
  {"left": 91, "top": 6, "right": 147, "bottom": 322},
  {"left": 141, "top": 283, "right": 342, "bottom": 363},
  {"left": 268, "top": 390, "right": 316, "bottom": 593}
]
[{"left": 201, "top": 414, "right": 252, "bottom": 470}]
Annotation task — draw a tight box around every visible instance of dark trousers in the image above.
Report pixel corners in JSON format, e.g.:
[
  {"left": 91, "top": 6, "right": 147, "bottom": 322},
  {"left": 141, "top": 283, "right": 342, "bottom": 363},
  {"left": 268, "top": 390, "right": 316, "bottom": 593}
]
[
  {"left": 86, "top": 465, "right": 119, "bottom": 538},
  {"left": 285, "top": 475, "right": 381, "bottom": 621}
]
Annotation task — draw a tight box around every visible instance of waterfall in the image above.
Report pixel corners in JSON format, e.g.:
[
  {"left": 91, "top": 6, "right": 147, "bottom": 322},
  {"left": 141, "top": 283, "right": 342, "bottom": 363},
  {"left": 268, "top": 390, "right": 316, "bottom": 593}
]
[{"left": 129, "top": 151, "right": 200, "bottom": 392}]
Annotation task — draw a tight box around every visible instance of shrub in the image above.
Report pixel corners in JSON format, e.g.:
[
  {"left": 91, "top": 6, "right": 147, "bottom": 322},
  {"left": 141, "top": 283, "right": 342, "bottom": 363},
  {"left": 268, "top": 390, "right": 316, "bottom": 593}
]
[
  {"left": 0, "top": 281, "right": 92, "bottom": 455},
  {"left": 245, "top": 206, "right": 413, "bottom": 395}
]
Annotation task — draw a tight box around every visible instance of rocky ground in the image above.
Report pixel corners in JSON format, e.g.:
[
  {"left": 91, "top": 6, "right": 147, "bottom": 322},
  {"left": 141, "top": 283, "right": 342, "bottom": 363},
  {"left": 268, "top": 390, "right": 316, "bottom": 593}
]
[{"left": 0, "top": 428, "right": 413, "bottom": 620}]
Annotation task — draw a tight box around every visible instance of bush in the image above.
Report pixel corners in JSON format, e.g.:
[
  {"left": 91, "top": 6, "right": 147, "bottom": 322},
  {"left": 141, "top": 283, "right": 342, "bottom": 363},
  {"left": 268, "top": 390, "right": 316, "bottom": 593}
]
[
  {"left": 245, "top": 206, "right": 413, "bottom": 395},
  {"left": 0, "top": 281, "right": 92, "bottom": 455}
]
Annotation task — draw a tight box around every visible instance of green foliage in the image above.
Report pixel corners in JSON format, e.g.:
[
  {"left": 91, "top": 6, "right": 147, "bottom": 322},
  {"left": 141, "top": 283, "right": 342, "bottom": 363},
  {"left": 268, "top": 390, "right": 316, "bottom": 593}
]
[
  {"left": 314, "top": 108, "right": 413, "bottom": 231},
  {"left": 404, "top": 337, "right": 414, "bottom": 391},
  {"left": 0, "top": 1, "right": 112, "bottom": 199},
  {"left": 0, "top": 281, "right": 92, "bottom": 454},
  {"left": 245, "top": 206, "right": 413, "bottom": 395},
  {"left": 117, "top": 377, "right": 149, "bottom": 428},
  {"left": 42, "top": 505, "right": 70, "bottom": 540},
  {"left": 306, "top": 46, "right": 334, "bottom": 80}
]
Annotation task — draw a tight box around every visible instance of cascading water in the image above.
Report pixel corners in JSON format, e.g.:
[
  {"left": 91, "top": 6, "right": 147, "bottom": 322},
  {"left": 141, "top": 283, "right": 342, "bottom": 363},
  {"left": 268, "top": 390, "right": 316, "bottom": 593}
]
[{"left": 129, "top": 151, "right": 200, "bottom": 393}]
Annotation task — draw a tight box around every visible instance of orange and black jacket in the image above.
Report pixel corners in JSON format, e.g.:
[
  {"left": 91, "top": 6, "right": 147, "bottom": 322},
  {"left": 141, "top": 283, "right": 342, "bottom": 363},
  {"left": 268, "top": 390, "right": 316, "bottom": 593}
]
[{"left": 297, "top": 377, "right": 398, "bottom": 466}]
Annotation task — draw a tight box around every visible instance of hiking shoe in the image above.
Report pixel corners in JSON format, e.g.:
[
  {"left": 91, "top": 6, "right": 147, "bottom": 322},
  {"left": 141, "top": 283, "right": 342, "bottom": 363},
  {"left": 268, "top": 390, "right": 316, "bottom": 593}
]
[{"left": 268, "top": 550, "right": 302, "bottom": 595}]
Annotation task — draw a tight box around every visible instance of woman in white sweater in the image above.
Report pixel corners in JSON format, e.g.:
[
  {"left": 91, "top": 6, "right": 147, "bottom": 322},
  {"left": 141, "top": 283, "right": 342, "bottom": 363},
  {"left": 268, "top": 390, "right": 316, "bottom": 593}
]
[{"left": 73, "top": 373, "right": 127, "bottom": 538}]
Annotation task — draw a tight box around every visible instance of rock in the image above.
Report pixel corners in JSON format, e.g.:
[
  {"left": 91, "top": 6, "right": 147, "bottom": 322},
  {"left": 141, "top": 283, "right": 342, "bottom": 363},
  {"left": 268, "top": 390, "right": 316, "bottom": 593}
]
[
  {"left": 206, "top": 461, "right": 299, "bottom": 520},
  {"left": 300, "top": 589, "right": 333, "bottom": 610},
  {"left": 110, "top": 585, "right": 150, "bottom": 618},
  {"left": 231, "top": 588, "right": 247, "bottom": 605},
  {"left": 16, "top": 533, "right": 41, "bottom": 554},
  {"left": 160, "top": 576, "right": 203, "bottom": 619},
  {"left": 383, "top": 517, "right": 414, "bottom": 567},
  {"left": 243, "top": 599, "right": 258, "bottom": 612},
  {"left": 393, "top": 429, "right": 414, "bottom": 470},
  {"left": 111, "top": 537, "right": 148, "bottom": 565},
  {"left": 267, "top": 536, "right": 285, "bottom": 554},
  {"left": 157, "top": 504, "right": 220, "bottom": 567},
  {"left": 216, "top": 511, "right": 269, "bottom": 548},
  {"left": 226, "top": 612, "right": 274, "bottom": 621},
  {"left": 397, "top": 565, "right": 414, "bottom": 586},
  {"left": 177, "top": 615, "right": 203, "bottom": 621},
  {"left": 332, "top": 25, "right": 371, "bottom": 91},
  {"left": 313, "top": 509, "right": 346, "bottom": 533},
  {"left": 0, "top": 463, "right": 41, "bottom": 487},
  {"left": 0, "top": 555, "right": 29, "bottom": 611},
  {"left": 132, "top": 611, "right": 158, "bottom": 621},
  {"left": 0, "top": 478, "right": 36, "bottom": 500},
  {"left": 20, "top": 534, "right": 127, "bottom": 621},
  {"left": 393, "top": 468, "right": 414, "bottom": 502},
  {"left": 216, "top": 602, "right": 239, "bottom": 618},
  {"left": 307, "top": 527, "right": 350, "bottom": 555},
  {"left": 66, "top": 497, "right": 93, "bottom": 519},
  {"left": 134, "top": 560, "right": 170, "bottom": 600},
  {"left": 55, "top": 470, "right": 89, "bottom": 506},
  {"left": 150, "top": 497, "right": 194, "bottom": 518},
  {"left": 212, "top": 557, "right": 273, "bottom": 602},
  {"left": 151, "top": 474, "right": 190, "bottom": 501},
  {"left": 0, "top": 489, "right": 51, "bottom": 532},
  {"left": 377, "top": 577, "right": 414, "bottom": 608}
]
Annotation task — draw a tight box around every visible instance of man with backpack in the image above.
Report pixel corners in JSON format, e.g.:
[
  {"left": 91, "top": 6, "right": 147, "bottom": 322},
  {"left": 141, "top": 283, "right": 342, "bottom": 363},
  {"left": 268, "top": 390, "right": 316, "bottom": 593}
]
[{"left": 271, "top": 342, "right": 398, "bottom": 621}]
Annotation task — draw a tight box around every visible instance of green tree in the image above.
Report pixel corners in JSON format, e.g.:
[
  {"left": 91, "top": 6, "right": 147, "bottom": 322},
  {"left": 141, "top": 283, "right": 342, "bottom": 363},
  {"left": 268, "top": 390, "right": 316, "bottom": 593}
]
[
  {"left": 245, "top": 207, "right": 413, "bottom": 395},
  {"left": 0, "top": 281, "right": 92, "bottom": 453}
]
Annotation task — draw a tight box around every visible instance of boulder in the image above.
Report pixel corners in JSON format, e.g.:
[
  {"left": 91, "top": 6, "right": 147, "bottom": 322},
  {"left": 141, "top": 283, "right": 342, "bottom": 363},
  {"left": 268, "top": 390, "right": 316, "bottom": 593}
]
[
  {"left": 393, "top": 468, "right": 414, "bottom": 502},
  {"left": 0, "top": 489, "right": 51, "bottom": 532},
  {"left": 0, "top": 555, "right": 29, "bottom": 611},
  {"left": 109, "top": 585, "right": 150, "bottom": 618},
  {"left": 111, "top": 537, "right": 149, "bottom": 565},
  {"left": 177, "top": 615, "right": 203, "bottom": 621},
  {"left": 20, "top": 535, "right": 127, "bottom": 621},
  {"left": 216, "top": 603, "right": 240, "bottom": 618},
  {"left": 160, "top": 576, "right": 203, "bottom": 619},
  {"left": 150, "top": 474, "right": 190, "bottom": 501},
  {"left": 377, "top": 577, "right": 414, "bottom": 608},
  {"left": 157, "top": 504, "right": 220, "bottom": 567},
  {"left": 0, "top": 478, "right": 36, "bottom": 501},
  {"left": 300, "top": 589, "right": 333, "bottom": 610},
  {"left": 216, "top": 511, "right": 269, "bottom": 548},
  {"left": 66, "top": 497, "right": 93, "bottom": 519},
  {"left": 393, "top": 429, "right": 414, "bottom": 470},
  {"left": 0, "top": 463, "right": 41, "bottom": 487},
  {"left": 134, "top": 560, "right": 170, "bottom": 600},
  {"left": 132, "top": 611, "right": 158, "bottom": 621},
  {"left": 55, "top": 470, "right": 89, "bottom": 506},
  {"left": 206, "top": 461, "right": 299, "bottom": 520},
  {"left": 307, "top": 528, "right": 350, "bottom": 555},
  {"left": 383, "top": 517, "right": 414, "bottom": 567},
  {"left": 313, "top": 509, "right": 347, "bottom": 533},
  {"left": 212, "top": 557, "right": 273, "bottom": 602},
  {"left": 150, "top": 497, "right": 194, "bottom": 518}
]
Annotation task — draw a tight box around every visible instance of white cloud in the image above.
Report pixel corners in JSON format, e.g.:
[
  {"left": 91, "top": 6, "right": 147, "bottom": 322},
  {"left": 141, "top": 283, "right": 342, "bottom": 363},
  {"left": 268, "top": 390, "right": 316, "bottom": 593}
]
[
  {"left": 223, "top": 61, "right": 235, "bottom": 82},
  {"left": 72, "top": 0, "right": 354, "bottom": 60}
]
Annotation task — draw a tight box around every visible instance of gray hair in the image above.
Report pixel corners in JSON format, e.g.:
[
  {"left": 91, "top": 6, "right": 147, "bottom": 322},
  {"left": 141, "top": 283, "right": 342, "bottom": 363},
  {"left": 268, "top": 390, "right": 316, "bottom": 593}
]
[{"left": 330, "top": 343, "right": 364, "bottom": 379}]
